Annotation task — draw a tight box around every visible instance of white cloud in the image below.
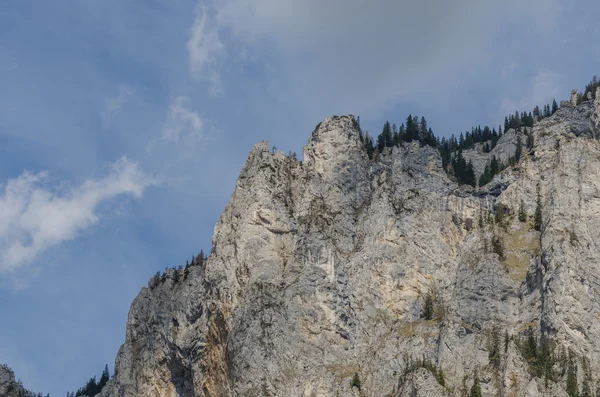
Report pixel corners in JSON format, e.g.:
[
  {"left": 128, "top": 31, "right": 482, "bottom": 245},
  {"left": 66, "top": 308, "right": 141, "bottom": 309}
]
[
  {"left": 103, "top": 85, "right": 133, "bottom": 123},
  {"left": 501, "top": 70, "right": 564, "bottom": 116},
  {"left": 187, "top": 4, "right": 225, "bottom": 95},
  {"left": 0, "top": 158, "right": 154, "bottom": 272},
  {"left": 147, "top": 96, "right": 205, "bottom": 154},
  {"left": 203, "top": 0, "right": 561, "bottom": 117}
]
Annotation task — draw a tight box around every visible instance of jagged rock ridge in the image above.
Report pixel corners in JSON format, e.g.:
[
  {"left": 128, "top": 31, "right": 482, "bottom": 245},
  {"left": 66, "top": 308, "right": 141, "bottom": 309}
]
[
  {"left": 10, "top": 90, "right": 600, "bottom": 397},
  {"left": 1, "top": 365, "right": 35, "bottom": 397},
  {"left": 94, "top": 93, "right": 600, "bottom": 397}
]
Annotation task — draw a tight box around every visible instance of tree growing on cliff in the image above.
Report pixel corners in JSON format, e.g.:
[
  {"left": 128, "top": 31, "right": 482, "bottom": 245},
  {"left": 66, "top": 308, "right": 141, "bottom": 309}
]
[
  {"left": 470, "top": 373, "right": 482, "bottom": 397},
  {"left": 421, "top": 292, "right": 434, "bottom": 320},
  {"left": 534, "top": 189, "right": 543, "bottom": 231},
  {"left": 519, "top": 200, "right": 527, "bottom": 222},
  {"left": 351, "top": 373, "right": 361, "bottom": 391}
]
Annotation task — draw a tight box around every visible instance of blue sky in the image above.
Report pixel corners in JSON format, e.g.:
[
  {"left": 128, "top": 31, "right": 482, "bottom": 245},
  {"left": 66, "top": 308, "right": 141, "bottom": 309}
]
[{"left": 0, "top": 1, "right": 598, "bottom": 395}]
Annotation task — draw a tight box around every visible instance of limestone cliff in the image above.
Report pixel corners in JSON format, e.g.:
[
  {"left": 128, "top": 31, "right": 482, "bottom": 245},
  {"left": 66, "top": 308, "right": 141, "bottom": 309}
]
[
  {"left": 95, "top": 93, "right": 600, "bottom": 397},
  {"left": 0, "top": 365, "right": 35, "bottom": 397},
  {"left": 17, "top": 91, "right": 600, "bottom": 397}
]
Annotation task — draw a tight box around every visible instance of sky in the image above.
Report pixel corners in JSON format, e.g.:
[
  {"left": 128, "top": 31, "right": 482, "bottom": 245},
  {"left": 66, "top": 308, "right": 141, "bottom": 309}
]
[{"left": 0, "top": 0, "right": 599, "bottom": 395}]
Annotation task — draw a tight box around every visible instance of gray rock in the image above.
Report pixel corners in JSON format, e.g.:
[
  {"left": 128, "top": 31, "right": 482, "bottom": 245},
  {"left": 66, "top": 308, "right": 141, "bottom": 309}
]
[
  {"left": 98, "top": 106, "right": 600, "bottom": 396},
  {"left": 593, "top": 87, "right": 600, "bottom": 131},
  {"left": 462, "top": 128, "right": 521, "bottom": 179},
  {"left": 570, "top": 88, "right": 579, "bottom": 106},
  {"left": 0, "top": 364, "right": 34, "bottom": 397},
  {"left": 10, "top": 101, "right": 600, "bottom": 397}
]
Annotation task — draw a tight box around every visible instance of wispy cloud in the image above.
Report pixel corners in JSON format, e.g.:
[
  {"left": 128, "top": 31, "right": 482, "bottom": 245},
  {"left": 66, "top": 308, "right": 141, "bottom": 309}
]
[
  {"left": 211, "top": 0, "right": 562, "bottom": 117},
  {"left": 103, "top": 85, "right": 133, "bottom": 124},
  {"left": 501, "top": 70, "right": 564, "bottom": 115},
  {"left": 187, "top": 4, "right": 225, "bottom": 95},
  {"left": 146, "top": 96, "right": 205, "bottom": 154},
  {"left": 0, "top": 158, "right": 154, "bottom": 272},
  {"left": 102, "top": 84, "right": 133, "bottom": 124}
]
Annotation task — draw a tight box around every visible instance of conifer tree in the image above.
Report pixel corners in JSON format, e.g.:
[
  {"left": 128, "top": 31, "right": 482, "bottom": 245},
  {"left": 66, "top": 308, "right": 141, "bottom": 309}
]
[
  {"left": 377, "top": 121, "right": 393, "bottom": 152},
  {"left": 534, "top": 189, "right": 543, "bottom": 231},
  {"left": 552, "top": 99, "right": 559, "bottom": 114},
  {"left": 566, "top": 360, "right": 579, "bottom": 397},
  {"left": 526, "top": 132, "right": 534, "bottom": 151},
  {"left": 513, "top": 134, "right": 523, "bottom": 164},
  {"left": 466, "top": 161, "right": 476, "bottom": 187},
  {"left": 421, "top": 292, "right": 434, "bottom": 320},
  {"left": 470, "top": 373, "right": 482, "bottom": 397},
  {"left": 99, "top": 364, "right": 110, "bottom": 388},
  {"left": 519, "top": 200, "right": 526, "bottom": 222},
  {"left": 404, "top": 115, "right": 417, "bottom": 142}
]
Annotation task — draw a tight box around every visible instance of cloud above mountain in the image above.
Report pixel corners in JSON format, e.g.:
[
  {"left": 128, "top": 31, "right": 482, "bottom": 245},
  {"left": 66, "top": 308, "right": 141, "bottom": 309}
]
[{"left": 0, "top": 158, "right": 154, "bottom": 272}]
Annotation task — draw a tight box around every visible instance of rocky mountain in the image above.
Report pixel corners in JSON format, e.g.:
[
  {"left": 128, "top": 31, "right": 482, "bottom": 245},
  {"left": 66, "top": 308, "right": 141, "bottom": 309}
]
[
  {"left": 1, "top": 365, "right": 35, "bottom": 397},
  {"left": 7, "top": 87, "right": 600, "bottom": 397}
]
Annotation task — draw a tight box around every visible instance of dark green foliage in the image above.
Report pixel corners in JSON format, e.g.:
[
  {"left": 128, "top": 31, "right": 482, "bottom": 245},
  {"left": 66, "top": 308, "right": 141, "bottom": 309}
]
[
  {"left": 515, "top": 328, "right": 557, "bottom": 382},
  {"left": 364, "top": 132, "right": 375, "bottom": 160},
  {"left": 526, "top": 131, "right": 534, "bottom": 151},
  {"left": 352, "top": 115, "right": 362, "bottom": 133},
  {"left": 524, "top": 327, "right": 537, "bottom": 362},
  {"left": 494, "top": 202, "right": 509, "bottom": 224},
  {"left": 404, "top": 114, "right": 418, "bottom": 142},
  {"left": 99, "top": 365, "right": 109, "bottom": 389},
  {"left": 514, "top": 134, "right": 522, "bottom": 164},
  {"left": 377, "top": 121, "right": 393, "bottom": 152},
  {"left": 518, "top": 200, "right": 527, "bottom": 222},
  {"left": 534, "top": 189, "right": 543, "bottom": 231},
  {"left": 583, "top": 75, "right": 599, "bottom": 100},
  {"left": 581, "top": 379, "right": 591, "bottom": 397},
  {"left": 479, "top": 155, "right": 504, "bottom": 187},
  {"left": 152, "top": 250, "right": 208, "bottom": 288},
  {"left": 421, "top": 291, "right": 434, "bottom": 320},
  {"left": 70, "top": 365, "right": 110, "bottom": 396},
  {"left": 350, "top": 373, "right": 361, "bottom": 390},
  {"left": 399, "top": 355, "right": 446, "bottom": 388},
  {"left": 451, "top": 152, "right": 476, "bottom": 186},
  {"left": 359, "top": 76, "right": 599, "bottom": 188},
  {"left": 552, "top": 99, "right": 559, "bottom": 114},
  {"left": 566, "top": 360, "right": 579, "bottom": 397},
  {"left": 488, "top": 328, "right": 501, "bottom": 369},
  {"left": 492, "top": 235, "right": 504, "bottom": 259},
  {"left": 470, "top": 373, "right": 482, "bottom": 397},
  {"left": 465, "top": 161, "right": 476, "bottom": 186}
]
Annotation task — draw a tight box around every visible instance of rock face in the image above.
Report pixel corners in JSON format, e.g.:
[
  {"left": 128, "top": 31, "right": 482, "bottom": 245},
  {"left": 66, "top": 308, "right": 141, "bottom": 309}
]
[
  {"left": 462, "top": 128, "right": 522, "bottom": 178},
  {"left": 93, "top": 100, "right": 600, "bottom": 397},
  {"left": 593, "top": 87, "right": 600, "bottom": 131},
  {"left": 10, "top": 95, "right": 600, "bottom": 396},
  {"left": 0, "top": 365, "right": 34, "bottom": 397},
  {"left": 570, "top": 88, "right": 579, "bottom": 106}
]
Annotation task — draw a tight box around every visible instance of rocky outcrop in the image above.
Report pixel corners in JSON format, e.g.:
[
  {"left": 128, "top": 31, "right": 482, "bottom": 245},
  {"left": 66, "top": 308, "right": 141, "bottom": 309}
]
[
  {"left": 462, "top": 128, "right": 522, "bottom": 178},
  {"left": 9, "top": 90, "right": 600, "bottom": 397},
  {"left": 593, "top": 87, "right": 600, "bottom": 131},
  {"left": 92, "top": 95, "right": 600, "bottom": 397},
  {"left": 0, "top": 365, "right": 34, "bottom": 397},
  {"left": 570, "top": 88, "right": 579, "bottom": 106}
]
